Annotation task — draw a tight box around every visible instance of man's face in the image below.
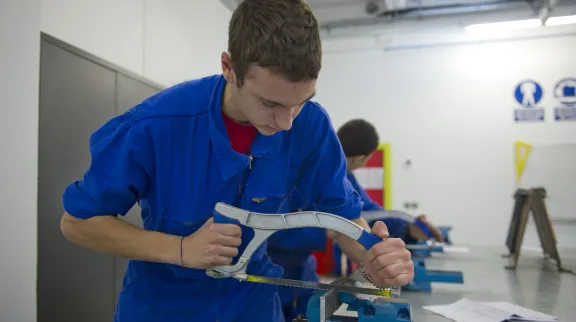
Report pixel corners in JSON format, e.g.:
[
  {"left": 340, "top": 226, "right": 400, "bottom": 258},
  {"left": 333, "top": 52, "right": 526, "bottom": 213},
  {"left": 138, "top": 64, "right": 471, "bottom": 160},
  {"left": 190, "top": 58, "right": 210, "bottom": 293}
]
[{"left": 222, "top": 55, "right": 317, "bottom": 136}]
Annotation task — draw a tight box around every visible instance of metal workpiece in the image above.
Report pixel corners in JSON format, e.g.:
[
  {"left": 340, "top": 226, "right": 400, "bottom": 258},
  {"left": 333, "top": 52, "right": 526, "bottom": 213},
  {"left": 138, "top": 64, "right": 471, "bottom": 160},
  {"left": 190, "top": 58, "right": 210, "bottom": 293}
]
[
  {"left": 406, "top": 241, "right": 445, "bottom": 258},
  {"left": 349, "top": 270, "right": 402, "bottom": 298}
]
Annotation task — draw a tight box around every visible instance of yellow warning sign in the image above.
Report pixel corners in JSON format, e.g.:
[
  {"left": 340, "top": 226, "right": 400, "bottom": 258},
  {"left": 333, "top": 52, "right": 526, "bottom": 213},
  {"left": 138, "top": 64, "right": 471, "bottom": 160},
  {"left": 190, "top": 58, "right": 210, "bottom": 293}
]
[{"left": 515, "top": 141, "right": 532, "bottom": 185}]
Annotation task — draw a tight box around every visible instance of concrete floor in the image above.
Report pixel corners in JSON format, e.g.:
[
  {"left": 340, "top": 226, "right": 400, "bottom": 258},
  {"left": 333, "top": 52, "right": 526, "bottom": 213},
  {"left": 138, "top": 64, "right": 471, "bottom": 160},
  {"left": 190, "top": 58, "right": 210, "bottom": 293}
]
[
  {"left": 402, "top": 247, "right": 576, "bottom": 321},
  {"left": 325, "top": 246, "right": 576, "bottom": 321}
]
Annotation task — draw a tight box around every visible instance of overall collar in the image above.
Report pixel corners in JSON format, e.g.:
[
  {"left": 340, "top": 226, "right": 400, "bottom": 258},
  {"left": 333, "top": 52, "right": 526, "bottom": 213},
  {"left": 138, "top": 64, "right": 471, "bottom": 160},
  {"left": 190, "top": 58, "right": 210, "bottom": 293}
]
[{"left": 208, "top": 75, "right": 284, "bottom": 180}]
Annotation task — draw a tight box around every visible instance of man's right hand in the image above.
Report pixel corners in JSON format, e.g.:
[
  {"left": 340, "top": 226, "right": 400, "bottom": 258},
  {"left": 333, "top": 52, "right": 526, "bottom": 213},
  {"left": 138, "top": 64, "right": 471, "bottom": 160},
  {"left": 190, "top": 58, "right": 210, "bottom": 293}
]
[{"left": 181, "top": 217, "right": 242, "bottom": 269}]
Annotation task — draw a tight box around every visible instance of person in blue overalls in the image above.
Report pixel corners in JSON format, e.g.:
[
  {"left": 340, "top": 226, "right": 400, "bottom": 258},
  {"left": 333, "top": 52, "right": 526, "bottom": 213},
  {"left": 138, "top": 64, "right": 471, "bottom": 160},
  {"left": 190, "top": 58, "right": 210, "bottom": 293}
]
[
  {"left": 268, "top": 118, "right": 442, "bottom": 321},
  {"left": 58, "top": 1, "right": 414, "bottom": 322}
]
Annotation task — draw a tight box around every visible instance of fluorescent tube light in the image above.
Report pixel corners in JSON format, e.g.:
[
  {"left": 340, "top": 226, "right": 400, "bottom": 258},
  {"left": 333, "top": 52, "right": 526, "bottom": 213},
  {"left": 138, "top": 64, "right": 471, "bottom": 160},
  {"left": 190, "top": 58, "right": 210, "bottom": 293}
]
[
  {"left": 545, "top": 15, "right": 576, "bottom": 26},
  {"left": 465, "top": 19, "right": 542, "bottom": 37}
]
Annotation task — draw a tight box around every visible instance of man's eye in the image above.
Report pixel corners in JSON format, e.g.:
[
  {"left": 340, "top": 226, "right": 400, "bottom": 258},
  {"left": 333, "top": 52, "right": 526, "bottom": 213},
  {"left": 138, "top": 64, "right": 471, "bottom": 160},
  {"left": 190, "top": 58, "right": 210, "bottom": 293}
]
[{"left": 263, "top": 101, "right": 277, "bottom": 108}]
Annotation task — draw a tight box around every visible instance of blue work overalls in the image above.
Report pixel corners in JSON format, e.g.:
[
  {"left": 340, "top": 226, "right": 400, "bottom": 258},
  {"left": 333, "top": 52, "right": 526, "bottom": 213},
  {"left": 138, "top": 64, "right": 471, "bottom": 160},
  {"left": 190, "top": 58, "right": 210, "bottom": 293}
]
[{"left": 62, "top": 75, "right": 362, "bottom": 322}]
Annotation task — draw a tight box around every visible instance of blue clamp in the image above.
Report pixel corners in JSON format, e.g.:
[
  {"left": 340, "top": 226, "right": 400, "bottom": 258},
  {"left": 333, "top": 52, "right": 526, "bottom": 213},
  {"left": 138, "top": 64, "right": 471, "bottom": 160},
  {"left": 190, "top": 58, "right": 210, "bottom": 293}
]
[
  {"left": 402, "top": 259, "right": 464, "bottom": 293},
  {"left": 305, "top": 288, "right": 412, "bottom": 322}
]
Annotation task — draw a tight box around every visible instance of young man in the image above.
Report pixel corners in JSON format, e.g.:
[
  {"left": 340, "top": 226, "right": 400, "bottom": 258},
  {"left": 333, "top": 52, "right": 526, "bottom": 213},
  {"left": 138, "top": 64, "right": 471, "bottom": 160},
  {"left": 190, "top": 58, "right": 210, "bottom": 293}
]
[
  {"left": 59, "top": 1, "right": 414, "bottom": 322},
  {"left": 268, "top": 119, "right": 442, "bottom": 321}
]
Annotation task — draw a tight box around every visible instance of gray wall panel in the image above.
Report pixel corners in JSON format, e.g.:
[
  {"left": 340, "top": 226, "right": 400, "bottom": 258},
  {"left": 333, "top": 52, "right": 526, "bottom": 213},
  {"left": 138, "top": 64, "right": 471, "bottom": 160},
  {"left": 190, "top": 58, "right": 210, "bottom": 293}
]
[
  {"left": 116, "top": 73, "right": 159, "bottom": 114},
  {"left": 38, "top": 40, "right": 117, "bottom": 322}
]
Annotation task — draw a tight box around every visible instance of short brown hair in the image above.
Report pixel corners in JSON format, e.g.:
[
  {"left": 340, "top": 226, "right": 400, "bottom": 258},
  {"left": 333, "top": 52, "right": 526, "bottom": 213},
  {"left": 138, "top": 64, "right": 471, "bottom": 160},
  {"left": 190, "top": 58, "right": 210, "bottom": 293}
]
[
  {"left": 228, "top": 0, "right": 322, "bottom": 86},
  {"left": 337, "top": 119, "right": 380, "bottom": 157}
]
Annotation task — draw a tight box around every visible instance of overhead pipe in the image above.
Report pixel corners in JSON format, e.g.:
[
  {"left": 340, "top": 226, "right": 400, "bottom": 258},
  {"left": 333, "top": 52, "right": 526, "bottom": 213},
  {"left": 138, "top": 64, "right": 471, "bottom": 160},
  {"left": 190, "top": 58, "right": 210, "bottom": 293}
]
[
  {"left": 319, "top": 0, "right": 533, "bottom": 30},
  {"left": 321, "top": 30, "right": 576, "bottom": 53}
]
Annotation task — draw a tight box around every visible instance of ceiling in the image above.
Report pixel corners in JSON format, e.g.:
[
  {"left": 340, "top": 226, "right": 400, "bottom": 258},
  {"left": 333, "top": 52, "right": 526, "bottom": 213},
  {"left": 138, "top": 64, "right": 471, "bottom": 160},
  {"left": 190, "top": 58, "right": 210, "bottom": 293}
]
[{"left": 219, "top": 0, "right": 571, "bottom": 31}]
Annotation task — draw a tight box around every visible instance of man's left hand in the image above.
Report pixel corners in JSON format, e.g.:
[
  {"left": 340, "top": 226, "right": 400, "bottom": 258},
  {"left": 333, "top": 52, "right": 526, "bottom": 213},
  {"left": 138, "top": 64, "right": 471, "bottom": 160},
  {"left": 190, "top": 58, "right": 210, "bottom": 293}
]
[{"left": 362, "top": 221, "right": 414, "bottom": 287}]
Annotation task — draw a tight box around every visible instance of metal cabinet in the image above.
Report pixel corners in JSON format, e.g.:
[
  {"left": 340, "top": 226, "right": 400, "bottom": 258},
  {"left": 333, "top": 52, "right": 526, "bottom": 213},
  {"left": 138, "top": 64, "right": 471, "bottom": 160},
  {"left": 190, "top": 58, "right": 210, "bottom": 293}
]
[{"left": 37, "top": 33, "right": 162, "bottom": 322}]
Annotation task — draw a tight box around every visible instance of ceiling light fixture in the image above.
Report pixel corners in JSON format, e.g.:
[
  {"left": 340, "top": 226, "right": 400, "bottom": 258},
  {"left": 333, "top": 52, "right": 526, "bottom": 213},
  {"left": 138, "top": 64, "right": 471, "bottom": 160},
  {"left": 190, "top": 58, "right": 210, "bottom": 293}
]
[
  {"left": 465, "top": 19, "right": 542, "bottom": 37},
  {"left": 464, "top": 15, "right": 576, "bottom": 37}
]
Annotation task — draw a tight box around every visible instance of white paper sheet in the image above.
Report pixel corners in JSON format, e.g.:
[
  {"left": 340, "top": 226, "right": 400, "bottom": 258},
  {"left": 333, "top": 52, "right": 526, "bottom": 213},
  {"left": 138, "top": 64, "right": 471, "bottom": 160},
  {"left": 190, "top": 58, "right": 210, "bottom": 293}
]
[
  {"left": 485, "top": 302, "right": 558, "bottom": 322},
  {"left": 423, "top": 298, "right": 557, "bottom": 322}
]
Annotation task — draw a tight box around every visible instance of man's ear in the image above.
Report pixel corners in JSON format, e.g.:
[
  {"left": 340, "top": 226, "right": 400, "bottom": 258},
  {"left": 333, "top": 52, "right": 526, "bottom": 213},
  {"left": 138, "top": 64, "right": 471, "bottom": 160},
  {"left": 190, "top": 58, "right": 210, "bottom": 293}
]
[
  {"left": 346, "top": 156, "right": 358, "bottom": 169},
  {"left": 221, "top": 52, "right": 236, "bottom": 83},
  {"left": 356, "top": 154, "right": 372, "bottom": 167}
]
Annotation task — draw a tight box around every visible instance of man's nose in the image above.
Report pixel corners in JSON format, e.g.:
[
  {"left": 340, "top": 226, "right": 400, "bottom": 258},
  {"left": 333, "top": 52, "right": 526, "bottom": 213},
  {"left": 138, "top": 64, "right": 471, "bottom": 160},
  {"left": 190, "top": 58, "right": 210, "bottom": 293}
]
[{"left": 275, "top": 107, "right": 294, "bottom": 131}]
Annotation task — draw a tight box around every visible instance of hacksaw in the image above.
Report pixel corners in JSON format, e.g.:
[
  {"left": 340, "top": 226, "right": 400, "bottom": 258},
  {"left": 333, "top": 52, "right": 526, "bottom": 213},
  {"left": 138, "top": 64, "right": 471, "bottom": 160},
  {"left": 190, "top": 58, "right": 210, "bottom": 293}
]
[{"left": 205, "top": 203, "right": 402, "bottom": 298}]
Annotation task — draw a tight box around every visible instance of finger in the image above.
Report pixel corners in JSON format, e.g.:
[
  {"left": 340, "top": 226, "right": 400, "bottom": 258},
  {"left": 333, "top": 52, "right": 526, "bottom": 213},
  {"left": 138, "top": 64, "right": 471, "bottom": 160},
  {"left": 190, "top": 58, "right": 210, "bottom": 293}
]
[
  {"left": 375, "top": 260, "right": 413, "bottom": 278},
  {"left": 210, "top": 255, "right": 235, "bottom": 266},
  {"left": 382, "top": 272, "right": 414, "bottom": 287},
  {"left": 216, "top": 245, "right": 239, "bottom": 258},
  {"left": 202, "top": 217, "right": 214, "bottom": 226},
  {"left": 371, "top": 221, "right": 389, "bottom": 239},
  {"left": 365, "top": 248, "right": 377, "bottom": 262},
  {"left": 214, "top": 233, "right": 242, "bottom": 247},
  {"left": 370, "top": 238, "right": 407, "bottom": 259},
  {"left": 211, "top": 223, "right": 242, "bottom": 237},
  {"left": 372, "top": 249, "right": 411, "bottom": 270}
]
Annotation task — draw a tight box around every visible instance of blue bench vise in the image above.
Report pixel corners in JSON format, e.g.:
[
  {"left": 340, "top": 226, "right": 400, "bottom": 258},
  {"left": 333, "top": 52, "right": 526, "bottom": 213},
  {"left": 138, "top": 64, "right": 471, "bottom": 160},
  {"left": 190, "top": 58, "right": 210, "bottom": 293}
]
[
  {"left": 298, "top": 278, "right": 412, "bottom": 322},
  {"left": 407, "top": 225, "right": 454, "bottom": 257},
  {"left": 402, "top": 258, "right": 464, "bottom": 293},
  {"left": 407, "top": 241, "right": 444, "bottom": 258}
]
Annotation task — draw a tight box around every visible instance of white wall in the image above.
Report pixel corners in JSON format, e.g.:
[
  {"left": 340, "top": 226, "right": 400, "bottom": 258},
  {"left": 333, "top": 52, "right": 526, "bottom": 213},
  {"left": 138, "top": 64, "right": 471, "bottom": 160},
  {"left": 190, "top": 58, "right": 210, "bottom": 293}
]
[
  {"left": 38, "top": 0, "right": 576, "bottom": 247},
  {"left": 317, "top": 20, "right": 576, "bottom": 247},
  {"left": 0, "top": 0, "right": 41, "bottom": 321},
  {"left": 41, "top": 0, "right": 231, "bottom": 86}
]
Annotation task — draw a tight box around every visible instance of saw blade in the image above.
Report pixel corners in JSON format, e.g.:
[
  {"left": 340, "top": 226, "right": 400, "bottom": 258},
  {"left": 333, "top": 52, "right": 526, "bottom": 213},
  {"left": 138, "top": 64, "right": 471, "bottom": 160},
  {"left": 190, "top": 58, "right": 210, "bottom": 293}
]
[{"left": 236, "top": 273, "right": 393, "bottom": 298}]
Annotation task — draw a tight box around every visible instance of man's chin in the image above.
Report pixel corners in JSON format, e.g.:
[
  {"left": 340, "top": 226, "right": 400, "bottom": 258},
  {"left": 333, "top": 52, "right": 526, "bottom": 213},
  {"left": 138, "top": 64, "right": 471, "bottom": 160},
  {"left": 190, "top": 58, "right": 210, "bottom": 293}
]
[{"left": 257, "top": 126, "right": 279, "bottom": 136}]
